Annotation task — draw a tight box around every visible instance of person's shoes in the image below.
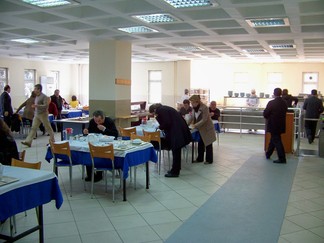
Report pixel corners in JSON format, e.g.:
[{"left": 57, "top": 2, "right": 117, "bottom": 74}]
[
  {"left": 165, "top": 172, "right": 179, "bottom": 178},
  {"left": 273, "top": 159, "right": 286, "bottom": 164},
  {"left": 192, "top": 159, "right": 203, "bottom": 163},
  {"left": 85, "top": 176, "right": 102, "bottom": 182},
  {"left": 204, "top": 161, "right": 213, "bottom": 164},
  {"left": 21, "top": 141, "right": 31, "bottom": 147},
  {"left": 42, "top": 131, "right": 46, "bottom": 135}
]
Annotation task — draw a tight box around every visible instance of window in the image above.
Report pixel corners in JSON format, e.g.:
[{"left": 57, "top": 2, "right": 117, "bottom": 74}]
[
  {"left": 0, "top": 68, "right": 8, "bottom": 92},
  {"left": 302, "top": 72, "right": 318, "bottom": 94},
  {"left": 267, "top": 72, "right": 282, "bottom": 94},
  {"left": 148, "top": 70, "right": 162, "bottom": 104},
  {"left": 24, "top": 69, "right": 36, "bottom": 98}
]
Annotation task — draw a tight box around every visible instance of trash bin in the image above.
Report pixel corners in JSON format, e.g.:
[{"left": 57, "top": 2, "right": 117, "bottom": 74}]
[{"left": 318, "top": 114, "right": 324, "bottom": 158}]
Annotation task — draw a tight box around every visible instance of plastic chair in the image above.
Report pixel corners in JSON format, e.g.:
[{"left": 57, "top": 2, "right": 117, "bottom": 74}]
[
  {"left": 119, "top": 127, "right": 136, "bottom": 139},
  {"left": 143, "top": 130, "right": 170, "bottom": 174},
  {"left": 130, "top": 133, "right": 151, "bottom": 189},
  {"left": 10, "top": 158, "right": 42, "bottom": 236},
  {"left": 49, "top": 141, "right": 75, "bottom": 197},
  {"left": 88, "top": 142, "right": 119, "bottom": 201}
]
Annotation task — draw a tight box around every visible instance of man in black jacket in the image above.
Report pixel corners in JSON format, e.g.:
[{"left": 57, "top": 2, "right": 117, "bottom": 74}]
[
  {"left": 303, "top": 89, "right": 324, "bottom": 144},
  {"left": 50, "top": 89, "right": 64, "bottom": 132},
  {"left": 264, "top": 88, "right": 288, "bottom": 164},
  {"left": 0, "top": 85, "right": 13, "bottom": 127},
  {"left": 83, "top": 110, "right": 119, "bottom": 181},
  {"left": 149, "top": 103, "right": 192, "bottom": 177}
]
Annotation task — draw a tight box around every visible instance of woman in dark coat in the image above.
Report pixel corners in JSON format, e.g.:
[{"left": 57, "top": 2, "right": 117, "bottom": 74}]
[{"left": 149, "top": 103, "right": 192, "bottom": 177}]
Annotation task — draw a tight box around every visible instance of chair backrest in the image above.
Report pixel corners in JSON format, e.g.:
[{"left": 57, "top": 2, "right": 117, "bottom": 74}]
[
  {"left": 88, "top": 143, "right": 114, "bottom": 170},
  {"left": 19, "top": 150, "right": 26, "bottom": 161},
  {"left": 11, "top": 158, "right": 41, "bottom": 170},
  {"left": 143, "top": 130, "right": 161, "bottom": 144},
  {"left": 119, "top": 127, "right": 136, "bottom": 137},
  {"left": 50, "top": 141, "right": 71, "bottom": 157},
  {"left": 88, "top": 142, "right": 114, "bottom": 160},
  {"left": 130, "top": 133, "right": 151, "bottom": 142}
]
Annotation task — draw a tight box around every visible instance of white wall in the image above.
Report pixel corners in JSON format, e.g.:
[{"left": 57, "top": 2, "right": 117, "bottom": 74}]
[
  {"left": 0, "top": 57, "right": 88, "bottom": 109},
  {"left": 191, "top": 60, "right": 324, "bottom": 106},
  {"left": 2, "top": 56, "right": 324, "bottom": 111}
]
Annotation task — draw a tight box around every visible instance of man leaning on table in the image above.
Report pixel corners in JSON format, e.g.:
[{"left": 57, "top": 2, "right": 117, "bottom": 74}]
[{"left": 83, "top": 110, "right": 119, "bottom": 182}]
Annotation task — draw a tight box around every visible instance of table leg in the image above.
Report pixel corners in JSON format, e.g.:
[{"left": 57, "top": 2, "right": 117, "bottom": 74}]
[
  {"left": 192, "top": 141, "right": 194, "bottom": 162},
  {"left": 123, "top": 178, "right": 126, "bottom": 201},
  {"left": 38, "top": 205, "right": 44, "bottom": 243},
  {"left": 146, "top": 161, "right": 149, "bottom": 189}
]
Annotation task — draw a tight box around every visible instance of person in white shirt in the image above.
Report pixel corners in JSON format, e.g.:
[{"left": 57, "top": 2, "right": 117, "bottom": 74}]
[{"left": 246, "top": 89, "right": 259, "bottom": 108}]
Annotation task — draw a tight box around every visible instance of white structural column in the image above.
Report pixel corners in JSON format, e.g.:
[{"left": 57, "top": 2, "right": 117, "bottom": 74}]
[{"left": 89, "top": 40, "right": 132, "bottom": 120}]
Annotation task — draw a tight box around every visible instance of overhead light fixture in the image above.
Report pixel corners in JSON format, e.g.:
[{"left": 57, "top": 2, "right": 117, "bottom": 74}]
[
  {"left": 118, "top": 26, "right": 158, "bottom": 34},
  {"left": 11, "top": 38, "right": 39, "bottom": 44},
  {"left": 133, "top": 13, "right": 179, "bottom": 23},
  {"left": 22, "top": 0, "right": 75, "bottom": 8},
  {"left": 178, "top": 46, "right": 205, "bottom": 51},
  {"left": 269, "top": 44, "right": 296, "bottom": 49},
  {"left": 163, "top": 0, "right": 217, "bottom": 8},
  {"left": 242, "top": 49, "right": 268, "bottom": 54},
  {"left": 246, "top": 18, "right": 290, "bottom": 28}
]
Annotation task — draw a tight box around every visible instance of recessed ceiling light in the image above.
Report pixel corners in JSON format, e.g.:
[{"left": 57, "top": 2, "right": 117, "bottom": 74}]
[
  {"left": 178, "top": 46, "right": 205, "bottom": 51},
  {"left": 242, "top": 49, "right": 268, "bottom": 54},
  {"left": 22, "top": 0, "right": 74, "bottom": 8},
  {"left": 269, "top": 44, "right": 296, "bottom": 49},
  {"left": 133, "top": 13, "right": 179, "bottom": 23},
  {"left": 246, "top": 18, "right": 290, "bottom": 28},
  {"left": 11, "top": 38, "right": 39, "bottom": 44},
  {"left": 118, "top": 26, "right": 158, "bottom": 34},
  {"left": 164, "top": 0, "right": 217, "bottom": 8}
]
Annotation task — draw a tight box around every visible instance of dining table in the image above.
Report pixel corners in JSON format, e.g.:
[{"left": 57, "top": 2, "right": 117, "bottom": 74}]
[
  {"left": 53, "top": 117, "right": 90, "bottom": 140},
  {"left": 45, "top": 134, "right": 158, "bottom": 201},
  {"left": 0, "top": 166, "right": 63, "bottom": 243},
  {"left": 136, "top": 120, "right": 220, "bottom": 162},
  {"left": 61, "top": 109, "right": 83, "bottom": 118}
]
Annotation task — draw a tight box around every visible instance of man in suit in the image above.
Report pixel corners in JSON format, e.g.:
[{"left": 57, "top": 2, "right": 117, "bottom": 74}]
[
  {"left": 0, "top": 85, "right": 13, "bottom": 127},
  {"left": 264, "top": 88, "right": 288, "bottom": 163},
  {"left": 149, "top": 103, "right": 192, "bottom": 177},
  {"left": 303, "top": 89, "right": 324, "bottom": 144},
  {"left": 83, "top": 110, "right": 119, "bottom": 182}
]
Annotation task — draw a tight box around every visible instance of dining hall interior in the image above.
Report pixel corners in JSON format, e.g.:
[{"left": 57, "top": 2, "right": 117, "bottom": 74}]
[{"left": 1, "top": 0, "right": 324, "bottom": 242}]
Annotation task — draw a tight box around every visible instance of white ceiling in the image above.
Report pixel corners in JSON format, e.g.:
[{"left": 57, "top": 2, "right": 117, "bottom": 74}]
[{"left": 0, "top": 0, "right": 324, "bottom": 63}]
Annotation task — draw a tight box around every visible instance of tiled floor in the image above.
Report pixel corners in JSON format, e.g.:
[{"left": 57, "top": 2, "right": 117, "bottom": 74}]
[{"left": 1, "top": 130, "right": 324, "bottom": 243}]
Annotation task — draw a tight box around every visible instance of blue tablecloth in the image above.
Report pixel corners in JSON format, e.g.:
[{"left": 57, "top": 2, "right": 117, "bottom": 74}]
[
  {"left": 45, "top": 144, "right": 157, "bottom": 179},
  {"left": 61, "top": 110, "right": 83, "bottom": 118},
  {"left": 0, "top": 166, "right": 63, "bottom": 221}
]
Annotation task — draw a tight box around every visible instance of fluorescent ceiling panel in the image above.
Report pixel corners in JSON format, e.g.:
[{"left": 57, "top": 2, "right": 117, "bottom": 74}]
[
  {"left": 118, "top": 26, "right": 158, "bottom": 34},
  {"left": 178, "top": 46, "right": 205, "bottom": 51},
  {"left": 133, "top": 13, "right": 179, "bottom": 23},
  {"left": 163, "top": 0, "right": 217, "bottom": 8},
  {"left": 11, "top": 38, "right": 39, "bottom": 44},
  {"left": 246, "top": 18, "right": 290, "bottom": 28},
  {"left": 22, "top": 0, "right": 73, "bottom": 8},
  {"left": 269, "top": 44, "right": 296, "bottom": 49}
]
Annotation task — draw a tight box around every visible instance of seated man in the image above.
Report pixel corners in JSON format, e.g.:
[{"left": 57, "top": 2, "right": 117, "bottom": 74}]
[
  {"left": 83, "top": 110, "right": 119, "bottom": 182},
  {"left": 209, "top": 101, "right": 220, "bottom": 120},
  {"left": 179, "top": 99, "right": 192, "bottom": 124}
]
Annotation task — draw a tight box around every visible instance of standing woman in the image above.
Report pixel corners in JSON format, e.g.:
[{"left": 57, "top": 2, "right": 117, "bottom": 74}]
[
  {"left": 189, "top": 95, "right": 216, "bottom": 164},
  {"left": 0, "top": 119, "right": 19, "bottom": 165}
]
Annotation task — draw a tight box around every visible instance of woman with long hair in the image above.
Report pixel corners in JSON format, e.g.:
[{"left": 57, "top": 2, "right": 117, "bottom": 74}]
[{"left": 0, "top": 119, "right": 19, "bottom": 165}]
